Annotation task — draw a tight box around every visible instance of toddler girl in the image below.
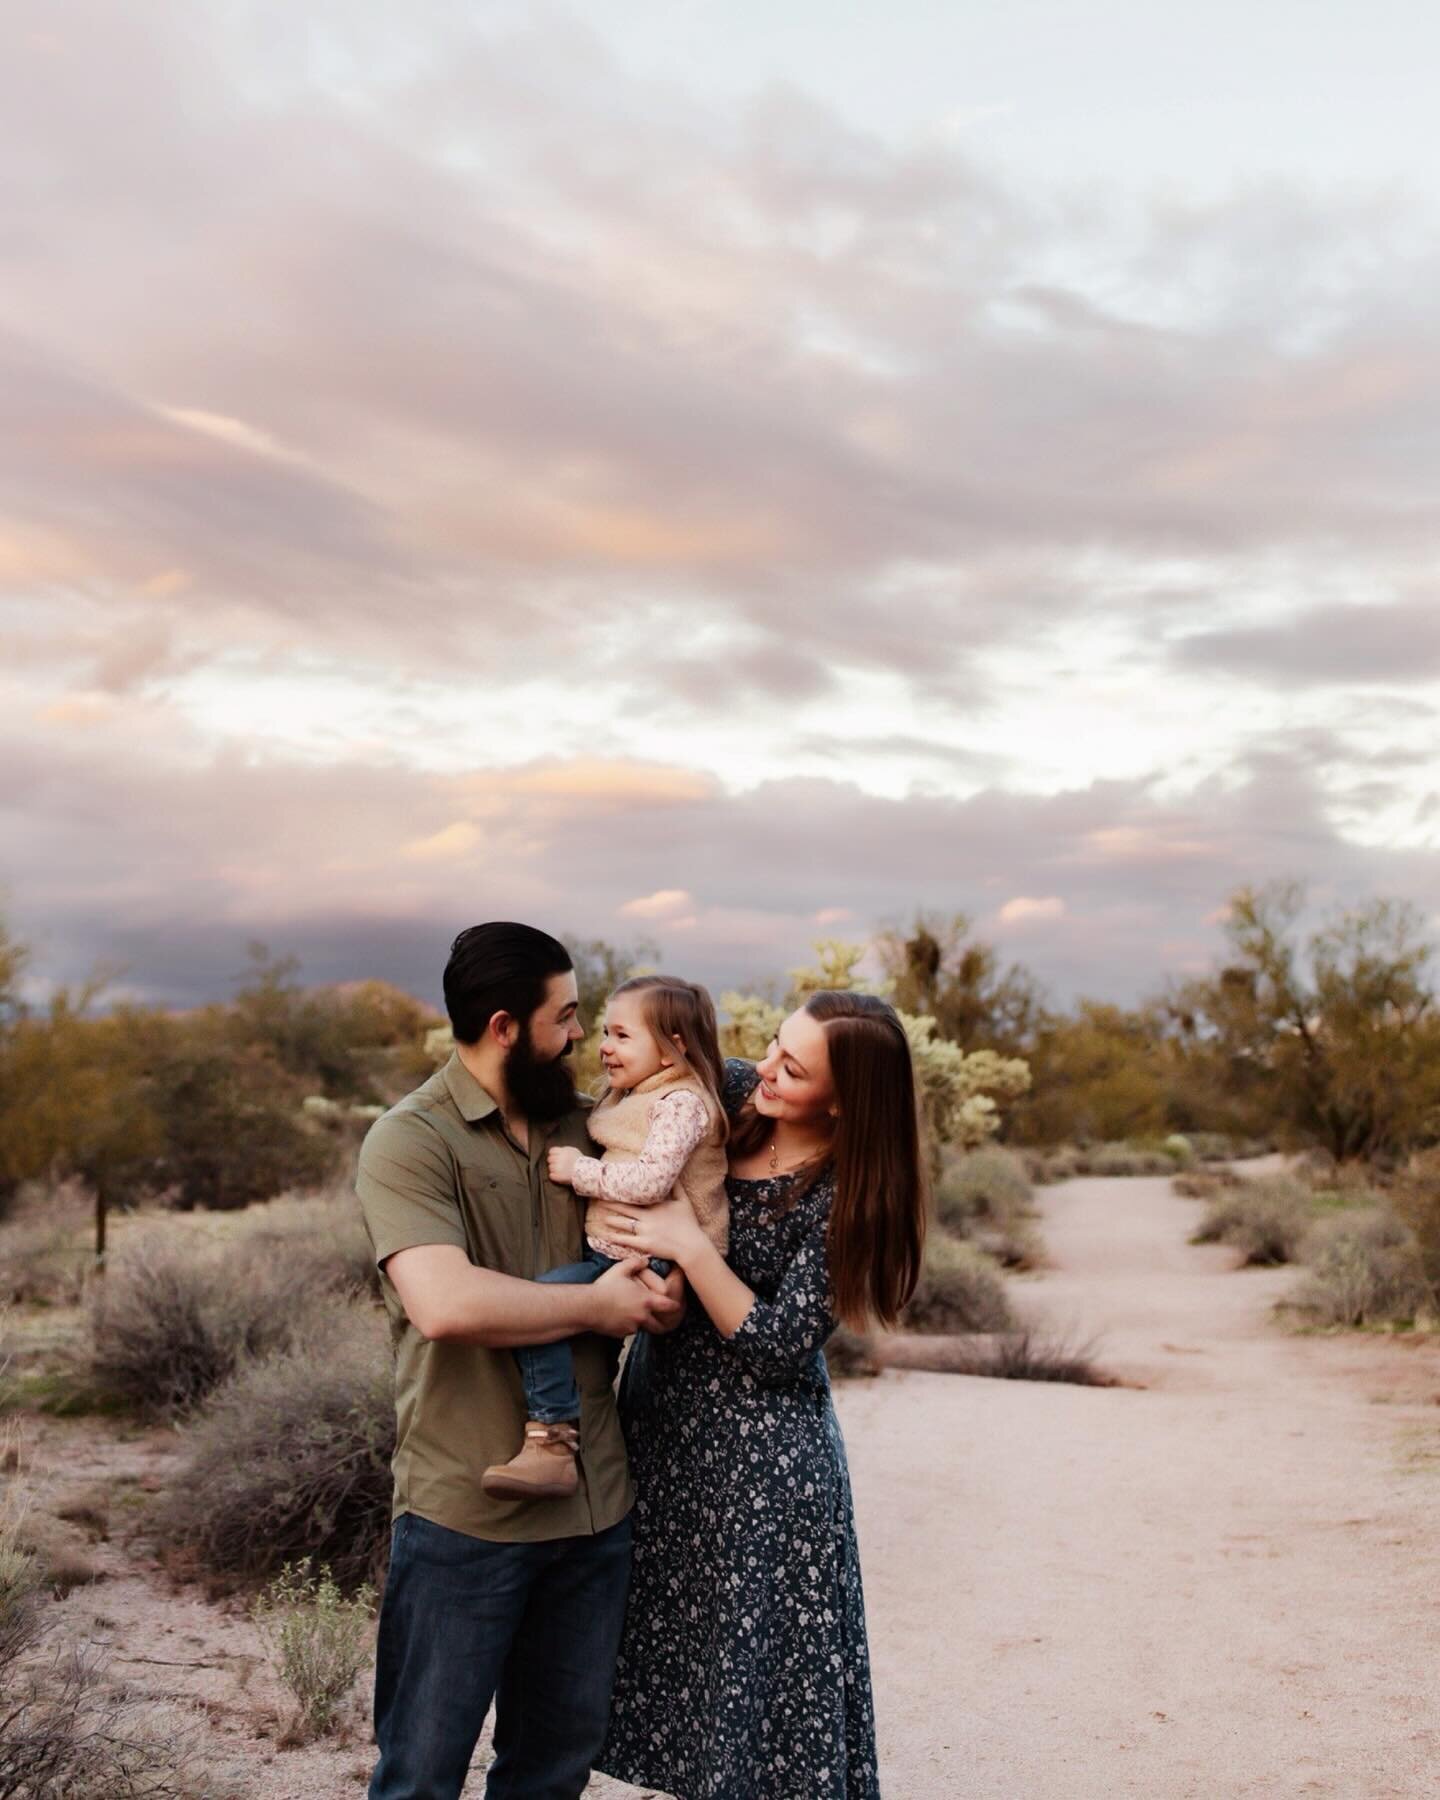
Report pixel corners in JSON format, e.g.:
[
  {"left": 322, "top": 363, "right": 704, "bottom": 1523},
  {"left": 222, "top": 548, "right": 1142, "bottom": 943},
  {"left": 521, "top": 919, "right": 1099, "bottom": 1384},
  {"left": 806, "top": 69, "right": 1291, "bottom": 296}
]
[{"left": 481, "top": 974, "right": 730, "bottom": 1500}]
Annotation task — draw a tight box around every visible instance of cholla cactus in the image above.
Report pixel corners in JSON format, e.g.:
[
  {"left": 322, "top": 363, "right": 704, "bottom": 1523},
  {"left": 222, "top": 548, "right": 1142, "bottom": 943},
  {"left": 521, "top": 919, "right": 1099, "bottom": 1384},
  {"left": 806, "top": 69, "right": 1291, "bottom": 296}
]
[
  {"left": 718, "top": 993, "right": 785, "bottom": 1060},
  {"left": 901, "top": 1018, "right": 1031, "bottom": 1148},
  {"left": 424, "top": 1024, "right": 455, "bottom": 1066},
  {"left": 787, "top": 940, "right": 884, "bottom": 999}
]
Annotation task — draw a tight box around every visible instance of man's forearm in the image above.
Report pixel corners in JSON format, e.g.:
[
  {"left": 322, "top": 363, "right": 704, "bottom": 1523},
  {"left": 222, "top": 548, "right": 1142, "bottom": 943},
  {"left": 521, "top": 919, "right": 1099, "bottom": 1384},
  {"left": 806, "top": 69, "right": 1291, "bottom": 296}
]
[
  {"left": 440, "top": 1267, "right": 600, "bottom": 1346},
  {"left": 389, "top": 1250, "right": 600, "bottom": 1347}
]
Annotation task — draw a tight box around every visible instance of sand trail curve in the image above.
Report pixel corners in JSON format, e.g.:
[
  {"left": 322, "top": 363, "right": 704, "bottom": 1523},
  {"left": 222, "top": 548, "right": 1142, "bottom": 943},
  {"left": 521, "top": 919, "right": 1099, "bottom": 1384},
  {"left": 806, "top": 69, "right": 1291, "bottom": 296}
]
[{"left": 816, "top": 1168, "right": 1440, "bottom": 1800}]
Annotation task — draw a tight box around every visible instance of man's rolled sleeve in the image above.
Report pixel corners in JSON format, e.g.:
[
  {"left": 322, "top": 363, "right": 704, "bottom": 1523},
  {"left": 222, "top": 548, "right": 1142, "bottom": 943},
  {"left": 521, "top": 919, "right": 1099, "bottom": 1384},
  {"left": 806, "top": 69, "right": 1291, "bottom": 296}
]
[{"left": 356, "top": 1110, "right": 467, "bottom": 1269}]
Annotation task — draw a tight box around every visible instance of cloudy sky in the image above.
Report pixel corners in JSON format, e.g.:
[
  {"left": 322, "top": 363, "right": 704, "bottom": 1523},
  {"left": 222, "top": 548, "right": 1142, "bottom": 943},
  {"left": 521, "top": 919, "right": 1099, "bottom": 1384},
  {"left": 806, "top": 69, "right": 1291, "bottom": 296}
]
[{"left": 5, "top": 0, "right": 1439, "bottom": 1014}]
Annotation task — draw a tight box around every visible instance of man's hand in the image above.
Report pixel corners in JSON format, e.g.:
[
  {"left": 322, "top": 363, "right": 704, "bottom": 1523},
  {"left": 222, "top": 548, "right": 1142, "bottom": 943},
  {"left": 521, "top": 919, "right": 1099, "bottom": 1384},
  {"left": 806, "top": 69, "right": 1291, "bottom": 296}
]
[
  {"left": 586, "top": 1257, "right": 682, "bottom": 1338},
  {"left": 638, "top": 1266, "right": 686, "bottom": 1336},
  {"left": 547, "top": 1145, "right": 581, "bottom": 1185}
]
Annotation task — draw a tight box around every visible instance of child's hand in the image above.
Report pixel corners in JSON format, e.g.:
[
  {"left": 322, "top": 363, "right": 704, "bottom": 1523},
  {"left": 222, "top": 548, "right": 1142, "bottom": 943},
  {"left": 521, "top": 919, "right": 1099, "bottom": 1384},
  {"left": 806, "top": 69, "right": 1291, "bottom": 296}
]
[{"left": 547, "top": 1145, "right": 581, "bottom": 1186}]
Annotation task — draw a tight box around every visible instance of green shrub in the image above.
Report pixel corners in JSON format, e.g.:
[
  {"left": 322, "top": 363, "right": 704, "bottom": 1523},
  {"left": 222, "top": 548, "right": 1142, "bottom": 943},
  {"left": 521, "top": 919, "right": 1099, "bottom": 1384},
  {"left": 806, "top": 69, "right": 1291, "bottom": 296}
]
[
  {"left": 1290, "top": 1211, "right": 1433, "bottom": 1328},
  {"left": 1191, "top": 1175, "right": 1314, "bottom": 1265},
  {"left": 901, "top": 1236, "right": 1014, "bottom": 1335},
  {"left": 252, "top": 1559, "right": 376, "bottom": 1745},
  {"left": 1162, "top": 1133, "right": 1196, "bottom": 1168},
  {"left": 153, "top": 1042, "right": 335, "bottom": 1212},
  {"left": 154, "top": 1304, "right": 394, "bottom": 1593},
  {"left": 88, "top": 1236, "right": 324, "bottom": 1419}
]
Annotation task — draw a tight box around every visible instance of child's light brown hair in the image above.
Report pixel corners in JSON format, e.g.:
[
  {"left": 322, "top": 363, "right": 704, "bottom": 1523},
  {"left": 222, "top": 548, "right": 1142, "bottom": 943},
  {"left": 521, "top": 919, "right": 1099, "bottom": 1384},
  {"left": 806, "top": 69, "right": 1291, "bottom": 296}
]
[{"left": 601, "top": 974, "right": 729, "bottom": 1142}]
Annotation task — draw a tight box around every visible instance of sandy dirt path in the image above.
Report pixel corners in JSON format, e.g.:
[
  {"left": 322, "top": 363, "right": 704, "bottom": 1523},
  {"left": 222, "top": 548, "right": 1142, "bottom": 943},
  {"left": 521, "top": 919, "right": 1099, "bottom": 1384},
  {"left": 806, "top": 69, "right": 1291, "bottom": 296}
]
[{"left": 829, "top": 1168, "right": 1440, "bottom": 1800}]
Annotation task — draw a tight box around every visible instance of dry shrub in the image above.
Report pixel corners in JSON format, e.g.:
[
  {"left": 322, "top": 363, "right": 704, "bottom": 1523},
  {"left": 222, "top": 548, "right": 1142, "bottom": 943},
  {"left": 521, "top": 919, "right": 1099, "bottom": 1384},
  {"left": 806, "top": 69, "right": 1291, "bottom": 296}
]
[
  {"left": 1020, "top": 1145, "right": 1082, "bottom": 1185},
  {"left": 0, "top": 1482, "right": 235, "bottom": 1799},
  {"left": 228, "top": 1191, "right": 379, "bottom": 1302},
  {"left": 935, "top": 1148, "right": 1040, "bottom": 1266},
  {"left": 0, "top": 1534, "right": 44, "bottom": 1672},
  {"left": 0, "top": 1185, "right": 93, "bottom": 1307},
  {"left": 1081, "top": 1142, "right": 1178, "bottom": 1178},
  {"left": 154, "top": 1303, "right": 394, "bottom": 1593},
  {"left": 1388, "top": 1151, "right": 1440, "bottom": 1307},
  {"left": 824, "top": 1328, "right": 880, "bottom": 1381},
  {"left": 953, "top": 1326, "right": 1107, "bottom": 1386},
  {"left": 252, "top": 1559, "right": 376, "bottom": 1745},
  {"left": 1192, "top": 1175, "right": 1314, "bottom": 1265},
  {"left": 901, "top": 1235, "right": 1014, "bottom": 1335},
  {"left": 1290, "top": 1211, "right": 1433, "bottom": 1328},
  {"left": 1021, "top": 1142, "right": 1185, "bottom": 1182},
  {"left": 0, "top": 1643, "right": 242, "bottom": 1799},
  {"left": 1171, "top": 1168, "right": 1239, "bottom": 1200},
  {"left": 87, "top": 1234, "right": 328, "bottom": 1419}
]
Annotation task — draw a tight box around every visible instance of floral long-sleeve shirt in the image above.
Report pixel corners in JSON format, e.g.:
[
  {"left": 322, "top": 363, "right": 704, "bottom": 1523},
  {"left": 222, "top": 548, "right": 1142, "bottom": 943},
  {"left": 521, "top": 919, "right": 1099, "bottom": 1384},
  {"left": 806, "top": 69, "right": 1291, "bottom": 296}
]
[{"left": 573, "top": 1087, "right": 711, "bottom": 1259}]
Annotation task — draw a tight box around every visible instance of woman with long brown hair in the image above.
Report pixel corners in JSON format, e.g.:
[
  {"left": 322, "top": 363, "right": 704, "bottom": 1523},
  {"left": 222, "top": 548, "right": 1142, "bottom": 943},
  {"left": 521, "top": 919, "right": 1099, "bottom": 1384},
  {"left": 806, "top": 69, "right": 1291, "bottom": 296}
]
[{"left": 591, "top": 989, "right": 928, "bottom": 1799}]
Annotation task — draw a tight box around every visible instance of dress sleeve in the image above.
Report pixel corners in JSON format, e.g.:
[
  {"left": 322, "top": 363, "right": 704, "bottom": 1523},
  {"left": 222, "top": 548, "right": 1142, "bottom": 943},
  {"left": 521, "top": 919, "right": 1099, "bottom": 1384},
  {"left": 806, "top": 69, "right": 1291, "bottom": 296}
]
[
  {"left": 722, "top": 1190, "right": 837, "bottom": 1381},
  {"left": 721, "top": 1058, "right": 760, "bottom": 1119},
  {"left": 570, "top": 1090, "right": 710, "bottom": 1206}
]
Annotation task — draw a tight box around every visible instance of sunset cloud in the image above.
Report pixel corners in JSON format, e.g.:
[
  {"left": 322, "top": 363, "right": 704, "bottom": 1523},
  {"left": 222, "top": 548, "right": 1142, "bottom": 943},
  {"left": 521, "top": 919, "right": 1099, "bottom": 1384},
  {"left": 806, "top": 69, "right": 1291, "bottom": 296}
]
[
  {"left": 3, "top": 2, "right": 1439, "bottom": 1012},
  {"left": 997, "top": 896, "right": 1067, "bottom": 925}
]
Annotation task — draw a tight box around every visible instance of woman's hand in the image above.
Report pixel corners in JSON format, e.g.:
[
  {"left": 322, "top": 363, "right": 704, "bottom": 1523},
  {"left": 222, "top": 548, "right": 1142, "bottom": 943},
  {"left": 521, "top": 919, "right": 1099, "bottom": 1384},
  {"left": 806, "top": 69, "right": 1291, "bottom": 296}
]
[
  {"left": 589, "top": 1196, "right": 709, "bottom": 1268},
  {"left": 547, "top": 1145, "right": 581, "bottom": 1186}
]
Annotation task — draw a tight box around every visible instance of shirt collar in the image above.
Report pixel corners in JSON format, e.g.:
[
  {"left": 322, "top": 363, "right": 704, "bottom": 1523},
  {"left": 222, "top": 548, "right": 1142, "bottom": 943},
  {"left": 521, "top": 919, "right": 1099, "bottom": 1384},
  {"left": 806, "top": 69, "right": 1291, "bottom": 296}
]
[{"left": 443, "top": 1051, "right": 500, "bottom": 1124}]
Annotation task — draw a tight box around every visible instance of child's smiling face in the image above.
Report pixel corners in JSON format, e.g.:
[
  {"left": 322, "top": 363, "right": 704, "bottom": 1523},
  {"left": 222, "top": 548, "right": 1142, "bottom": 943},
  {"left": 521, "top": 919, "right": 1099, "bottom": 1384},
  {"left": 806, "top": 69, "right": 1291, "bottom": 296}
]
[{"left": 599, "top": 988, "right": 678, "bottom": 1091}]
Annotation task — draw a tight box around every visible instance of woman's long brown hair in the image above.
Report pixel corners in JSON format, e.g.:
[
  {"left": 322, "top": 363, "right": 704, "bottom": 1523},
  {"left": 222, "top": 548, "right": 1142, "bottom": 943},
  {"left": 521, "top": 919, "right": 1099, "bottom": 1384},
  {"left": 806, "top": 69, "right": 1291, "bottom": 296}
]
[{"left": 733, "top": 990, "right": 927, "bottom": 1330}]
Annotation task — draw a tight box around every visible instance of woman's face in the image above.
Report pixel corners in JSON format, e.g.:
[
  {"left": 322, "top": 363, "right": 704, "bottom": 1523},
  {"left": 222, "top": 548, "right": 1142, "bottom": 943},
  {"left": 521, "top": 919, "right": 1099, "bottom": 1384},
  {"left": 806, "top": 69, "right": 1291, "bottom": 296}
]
[{"left": 754, "top": 1007, "right": 836, "bottom": 1130}]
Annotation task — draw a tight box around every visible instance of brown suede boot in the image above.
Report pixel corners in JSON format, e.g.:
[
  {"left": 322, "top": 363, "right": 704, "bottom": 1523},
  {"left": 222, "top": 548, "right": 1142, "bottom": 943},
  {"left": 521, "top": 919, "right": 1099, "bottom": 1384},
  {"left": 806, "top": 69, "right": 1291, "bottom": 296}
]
[{"left": 481, "top": 1421, "right": 581, "bottom": 1500}]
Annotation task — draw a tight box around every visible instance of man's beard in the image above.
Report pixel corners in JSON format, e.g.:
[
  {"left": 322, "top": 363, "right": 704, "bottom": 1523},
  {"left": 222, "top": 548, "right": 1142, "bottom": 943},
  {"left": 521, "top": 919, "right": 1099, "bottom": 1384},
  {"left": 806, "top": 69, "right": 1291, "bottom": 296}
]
[{"left": 505, "top": 1021, "right": 578, "bottom": 1123}]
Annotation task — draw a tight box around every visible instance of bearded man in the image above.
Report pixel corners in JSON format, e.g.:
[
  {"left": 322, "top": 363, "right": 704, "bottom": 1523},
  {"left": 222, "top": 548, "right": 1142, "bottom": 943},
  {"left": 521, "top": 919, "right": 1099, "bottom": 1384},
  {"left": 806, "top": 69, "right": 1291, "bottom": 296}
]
[{"left": 356, "top": 921, "right": 683, "bottom": 1800}]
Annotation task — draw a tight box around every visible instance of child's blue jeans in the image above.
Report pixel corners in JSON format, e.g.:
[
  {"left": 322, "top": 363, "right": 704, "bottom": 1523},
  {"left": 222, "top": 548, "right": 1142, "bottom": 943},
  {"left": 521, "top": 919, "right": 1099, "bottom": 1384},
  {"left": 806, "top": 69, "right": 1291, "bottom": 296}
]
[{"left": 517, "top": 1246, "right": 673, "bottom": 1424}]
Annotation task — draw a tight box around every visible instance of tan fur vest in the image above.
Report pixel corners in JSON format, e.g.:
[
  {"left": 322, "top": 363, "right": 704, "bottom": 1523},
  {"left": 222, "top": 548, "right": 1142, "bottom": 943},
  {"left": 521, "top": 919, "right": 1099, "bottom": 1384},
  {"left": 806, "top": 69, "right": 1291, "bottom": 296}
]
[{"left": 584, "top": 1067, "right": 730, "bottom": 1254}]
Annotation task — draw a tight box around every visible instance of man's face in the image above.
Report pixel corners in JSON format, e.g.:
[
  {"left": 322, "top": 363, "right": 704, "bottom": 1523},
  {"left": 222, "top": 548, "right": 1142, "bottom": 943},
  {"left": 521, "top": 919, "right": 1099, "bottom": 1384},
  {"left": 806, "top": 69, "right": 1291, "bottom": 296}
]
[
  {"left": 525, "top": 971, "right": 583, "bottom": 1061},
  {"left": 504, "top": 971, "right": 584, "bottom": 1123}
]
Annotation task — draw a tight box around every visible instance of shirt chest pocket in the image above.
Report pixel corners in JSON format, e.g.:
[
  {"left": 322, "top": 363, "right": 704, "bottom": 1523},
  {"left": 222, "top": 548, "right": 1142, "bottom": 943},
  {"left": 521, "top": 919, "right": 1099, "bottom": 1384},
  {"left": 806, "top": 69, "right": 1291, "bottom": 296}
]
[{"left": 458, "top": 1171, "right": 535, "bottom": 1275}]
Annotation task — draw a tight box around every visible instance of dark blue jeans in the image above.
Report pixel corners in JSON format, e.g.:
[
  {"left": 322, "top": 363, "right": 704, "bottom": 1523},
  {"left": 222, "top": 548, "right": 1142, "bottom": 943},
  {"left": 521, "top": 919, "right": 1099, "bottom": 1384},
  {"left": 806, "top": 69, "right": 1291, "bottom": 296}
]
[
  {"left": 517, "top": 1250, "right": 671, "bottom": 1424},
  {"left": 368, "top": 1510, "right": 632, "bottom": 1800}
]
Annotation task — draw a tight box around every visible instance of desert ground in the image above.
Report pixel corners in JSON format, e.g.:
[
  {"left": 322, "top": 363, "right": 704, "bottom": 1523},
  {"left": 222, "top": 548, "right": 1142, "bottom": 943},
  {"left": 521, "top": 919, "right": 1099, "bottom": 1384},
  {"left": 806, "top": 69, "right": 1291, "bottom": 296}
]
[{"left": 25, "top": 1162, "right": 1440, "bottom": 1797}]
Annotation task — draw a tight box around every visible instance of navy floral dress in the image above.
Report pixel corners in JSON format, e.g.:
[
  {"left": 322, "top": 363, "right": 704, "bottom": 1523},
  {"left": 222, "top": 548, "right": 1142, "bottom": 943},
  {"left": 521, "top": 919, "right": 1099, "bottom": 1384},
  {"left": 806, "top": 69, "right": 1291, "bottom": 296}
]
[{"left": 597, "top": 1060, "right": 881, "bottom": 1800}]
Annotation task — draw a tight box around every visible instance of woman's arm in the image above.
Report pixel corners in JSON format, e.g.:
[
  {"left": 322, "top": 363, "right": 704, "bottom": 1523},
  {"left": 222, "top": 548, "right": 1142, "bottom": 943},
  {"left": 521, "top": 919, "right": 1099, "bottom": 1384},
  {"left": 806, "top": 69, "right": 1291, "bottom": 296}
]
[{"left": 586, "top": 1190, "right": 836, "bottom": 1379}]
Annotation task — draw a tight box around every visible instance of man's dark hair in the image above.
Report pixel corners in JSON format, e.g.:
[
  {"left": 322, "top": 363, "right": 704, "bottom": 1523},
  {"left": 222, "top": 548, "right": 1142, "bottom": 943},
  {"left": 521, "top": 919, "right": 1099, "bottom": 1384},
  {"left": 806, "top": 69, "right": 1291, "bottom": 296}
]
[{"left": 444, "top": 922, "right": 574, "bottom": 1045}]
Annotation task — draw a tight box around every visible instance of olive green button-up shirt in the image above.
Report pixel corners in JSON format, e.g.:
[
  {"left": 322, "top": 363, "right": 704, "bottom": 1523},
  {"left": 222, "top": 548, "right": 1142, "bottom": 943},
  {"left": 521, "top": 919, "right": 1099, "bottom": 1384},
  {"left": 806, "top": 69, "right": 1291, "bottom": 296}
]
[{"left": 355, "top": 1053, "right": 631, "bottom": 1543}]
